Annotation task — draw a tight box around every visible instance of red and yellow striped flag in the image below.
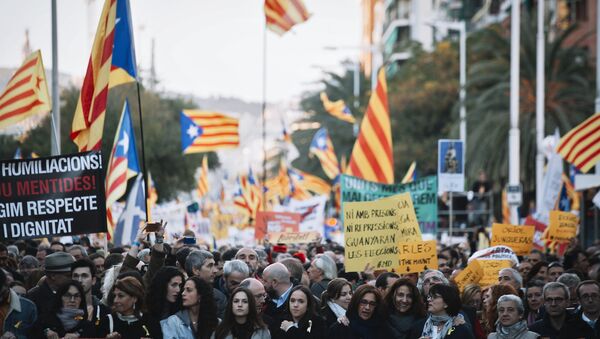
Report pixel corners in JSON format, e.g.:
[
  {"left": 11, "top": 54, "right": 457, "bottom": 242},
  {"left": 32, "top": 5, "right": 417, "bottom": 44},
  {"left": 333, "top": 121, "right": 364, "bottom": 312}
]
[
  {"left": 0, "top": 50, "right": 51, "bottom": 129},
  {"left": 197, "top": 156, "right": 209, "bottom": 198},
  {"left": 264, "top": 0, "right": 310, "bottom": 36},
  {"left": 556, "top": 113, "right": 600, "bottom": 173},
  {"left": 346, "top": 68, "right": 394, "bottom": 183},
  {"left": 71, "top": 0, "right": 117, "bottom": 151}
]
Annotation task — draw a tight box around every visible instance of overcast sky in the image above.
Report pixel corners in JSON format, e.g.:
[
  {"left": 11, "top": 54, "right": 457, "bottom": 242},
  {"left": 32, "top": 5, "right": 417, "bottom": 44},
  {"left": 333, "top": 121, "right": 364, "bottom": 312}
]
[{"left": 0, "top": 0, "right": 362, "bottom": 103}]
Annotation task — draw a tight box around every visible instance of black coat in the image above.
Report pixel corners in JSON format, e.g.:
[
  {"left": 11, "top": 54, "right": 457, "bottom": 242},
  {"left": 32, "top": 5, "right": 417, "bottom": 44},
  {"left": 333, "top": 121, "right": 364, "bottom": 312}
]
[
  {"left": 272, "top": 315, "right": 327, "bottom": 339},
  {"left": 530, "top": 310, "right": 596, "bottom": 339},
  {"left": 328, "top": 315, "right": 392, "bottom": 339}
]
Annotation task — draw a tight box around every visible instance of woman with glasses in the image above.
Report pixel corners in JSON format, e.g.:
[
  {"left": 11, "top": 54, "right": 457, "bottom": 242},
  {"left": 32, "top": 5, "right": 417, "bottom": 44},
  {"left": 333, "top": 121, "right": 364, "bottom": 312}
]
[
  {"left": 329, "top": 284, "right": 391, "bottom": 339},
  {"left": 320, "top": 278, "right": 353, "bottom": 327},
  {"left": 488, "top": 295, "right": 539, "bottom": 339},
  {"left": 272, "top": 285, "right": 326, "bottom": 339},
  {"left": 383, "top": 278, "right": 426, "bottom": 339},
  {"left": 410, "top": 284, "right": 474, "bottom": 339},
  {"left": 212, "top": 287, "right": 270, "bottom": 339},
  {"left": 523, "top": 280, "right": 545, "bottom": 326},
  {"left": 38, "top": 280, "right": 94, "bottom": 339}
]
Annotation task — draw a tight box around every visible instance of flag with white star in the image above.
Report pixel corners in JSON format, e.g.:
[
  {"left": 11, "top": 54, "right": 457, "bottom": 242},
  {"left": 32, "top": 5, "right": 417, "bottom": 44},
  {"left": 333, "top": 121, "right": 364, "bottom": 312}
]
[{"left": 180, "top": 110, "right": 239, "bottom": 153}]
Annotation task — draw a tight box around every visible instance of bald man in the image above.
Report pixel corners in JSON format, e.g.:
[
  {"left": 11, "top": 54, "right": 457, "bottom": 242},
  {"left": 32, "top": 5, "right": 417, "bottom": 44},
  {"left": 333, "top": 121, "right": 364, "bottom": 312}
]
[
  {"left": 262, "top": 263, "right": 293, "bottom": 319},
  {"left": 240, "top": 278, "right": 267, "bottom": 314}
]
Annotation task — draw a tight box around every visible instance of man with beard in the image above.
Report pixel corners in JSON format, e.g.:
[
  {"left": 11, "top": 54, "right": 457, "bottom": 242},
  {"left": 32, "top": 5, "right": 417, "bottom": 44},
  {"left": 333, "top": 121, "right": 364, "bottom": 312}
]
[{"left": 262, "top": 263, "right": 293, "bottom": 320}]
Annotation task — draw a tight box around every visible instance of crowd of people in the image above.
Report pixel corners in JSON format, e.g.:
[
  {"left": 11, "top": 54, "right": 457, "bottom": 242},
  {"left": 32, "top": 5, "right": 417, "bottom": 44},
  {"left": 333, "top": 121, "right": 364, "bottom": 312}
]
[{"left": 0, "top": 222, "right": 599, "bottom": 339}]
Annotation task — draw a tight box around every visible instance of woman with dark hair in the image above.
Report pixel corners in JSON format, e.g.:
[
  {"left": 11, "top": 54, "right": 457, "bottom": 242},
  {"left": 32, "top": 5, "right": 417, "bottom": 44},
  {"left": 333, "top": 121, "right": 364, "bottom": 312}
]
[
  {"left": 144, "top": 266, "right": 184, "bottom": 338},
  {"left": 320, "top": 278, "right": 353, "bottom": 327},
  {"left": 523, "top": 280, "right": 545, "bottom": 326},
  {"left": 105, "top": 276, "right": 154, "bottom": 338},
  {"left": 525, "top": 262, "right": 549, "bottom": 284},
  {"left": 272, "top": 285, "right": 326, "bottom": 339},
  {"left": 383, "top": 278, "right": 426, "bottom": 339},
  {"left": 212, "top": 287, "right": 270, "bottom": 339},
  {"left": 161, "top": 276, "right": 219, "bottom": 339},
  {"left": 482, "top": 284, "right": 519, "bottom": 334},
  {"left": 329, "top": 284, "right": 391, "bottom": 339},
  {"left": 38, "top": 280, "right": 94, "bottom": 339},
  {"left": 410, "top": 284, "right": 474, "bottom": 339}
]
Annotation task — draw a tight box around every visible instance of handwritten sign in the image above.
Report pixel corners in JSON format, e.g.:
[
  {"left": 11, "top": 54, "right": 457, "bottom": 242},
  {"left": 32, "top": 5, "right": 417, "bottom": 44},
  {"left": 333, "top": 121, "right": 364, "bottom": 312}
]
[
  {"left": 454, "top": 260, "right": 484, "bottom": 291},
  {"left": 344, "top": 193, "right": 422, "bottom": 272},
  {"left": 396, "top": 240, "right": 437, "bottom": 274},
  {"left": 490, "top": 223, "right": 535, "bottom": 255},
  {"left": 268, "top": 231, "right": 321, "bottom": 244},
  {"left": 477, "top": 259, "right": 512, "bottom": 287},
  {"left": 548, "top": 211, "right": 578, "bottom": 242},
  {"left": 255, "top": 211, "right": 301, "bottom": 240}
]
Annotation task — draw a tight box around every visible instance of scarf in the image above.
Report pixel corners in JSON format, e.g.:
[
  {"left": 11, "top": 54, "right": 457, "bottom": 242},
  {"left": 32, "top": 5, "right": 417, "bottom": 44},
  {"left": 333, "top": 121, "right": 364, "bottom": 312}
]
[
  {"left": 57, "top": 308, "right": 85, "bottom": 331},
  {"left": 495, "top": 320, "right": 528, "bottom": 339},
  {"left": 421, "top": 314, "right": 454, "bottom": 339},
  {"left": 327, "top": 301, "right": 346, "bottom": 318},
  {"left": 117, "top": 312, "right": 140, "bottom": 324}
]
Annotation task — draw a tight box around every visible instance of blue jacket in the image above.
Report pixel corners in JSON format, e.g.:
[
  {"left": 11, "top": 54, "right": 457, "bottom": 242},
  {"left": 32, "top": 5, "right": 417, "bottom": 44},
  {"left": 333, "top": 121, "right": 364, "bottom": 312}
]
[
  {"left": 160, "top": 310, "right": 195, "bottom": 339},
  {"left": 3, "top": 290, "right": 37, "bottom": 339}
]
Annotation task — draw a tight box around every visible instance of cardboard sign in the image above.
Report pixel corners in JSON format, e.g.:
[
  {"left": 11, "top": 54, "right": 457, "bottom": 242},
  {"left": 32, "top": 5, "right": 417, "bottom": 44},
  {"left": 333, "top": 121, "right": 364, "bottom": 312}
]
[
  {"left": 469, "top": 245, "right": 519, "bottom": 266},
  {"left": 341, "top": 175, "right": 437, "bottom": 234},
  {"left": 255, "top": 211, "right": 300, "bottom": 240},
  {"left": 268, "top": 231, "right": 321, "bottom": 244},
  {"left": 344, "top": 193, "right": 422, "bottom": 272},
  {"left": 454, "top": 260, "right": 484, "bottom": 291},
  {"left": 477, "top": 259, "right": 513, "bottom": 287},
  {"left": 396, "top": 240, "right": 438, "bottom": 274},
  {"left": 490, "top": 223, "right": 535, "bottom": 255},
  {"left": 0, "top": 152, "right": 106, "bottom": 240},
  {"left": 548, "top": 211, "right": 578, "bottom": 242}
]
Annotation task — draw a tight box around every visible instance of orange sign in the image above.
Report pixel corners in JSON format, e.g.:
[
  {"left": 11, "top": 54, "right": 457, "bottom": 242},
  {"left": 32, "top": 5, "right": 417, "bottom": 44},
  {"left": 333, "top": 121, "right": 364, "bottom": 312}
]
[{"left": 255, "top": 211, "right": 300, "bottom": 240}]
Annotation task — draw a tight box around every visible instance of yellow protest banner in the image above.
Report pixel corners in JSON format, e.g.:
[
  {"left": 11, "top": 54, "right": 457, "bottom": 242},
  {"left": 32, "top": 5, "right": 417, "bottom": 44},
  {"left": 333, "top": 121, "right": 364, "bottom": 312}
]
[
  {"left": 548, "top": 211, "right": 578, "bottom": 242},
  {"left": 268, "top": 231, "right": 321, "bottom": 244},
  {"left": 454, "top": 260, "right": 483, "bottom": 292},
  {"left": 477, "top": 259, "right": 513, "bottom": 287},
  {"left": 490, "top": 223, "right": 535, "bottom": 255},
  {"left": 396, "top": 240, "right": 437, "bottom": 274},
  {"left": 344, "top": 193, "right": 422, "bottom": 272}
]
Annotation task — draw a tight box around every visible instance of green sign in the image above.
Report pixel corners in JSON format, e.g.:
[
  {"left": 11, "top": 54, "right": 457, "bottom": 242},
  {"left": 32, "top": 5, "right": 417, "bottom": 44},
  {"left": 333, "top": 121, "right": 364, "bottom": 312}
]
[{"left": 340, "top": 174, "right": 437, "bottom": 234}]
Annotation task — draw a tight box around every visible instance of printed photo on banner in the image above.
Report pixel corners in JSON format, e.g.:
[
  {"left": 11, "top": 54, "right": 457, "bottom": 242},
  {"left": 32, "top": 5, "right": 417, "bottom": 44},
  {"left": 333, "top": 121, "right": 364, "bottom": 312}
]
[
  {"left": 0, "top": 151, "right": 107, "bottom": 240},
  {"left": 437, "top": 139, "right": 465, "bottom": 193}
]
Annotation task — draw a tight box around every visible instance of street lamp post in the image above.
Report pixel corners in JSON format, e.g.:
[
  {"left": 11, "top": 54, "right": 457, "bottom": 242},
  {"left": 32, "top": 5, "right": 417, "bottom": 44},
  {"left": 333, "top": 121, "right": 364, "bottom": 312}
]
[{"left": 509, "top": 0, "right": 521, "bottom": 225}]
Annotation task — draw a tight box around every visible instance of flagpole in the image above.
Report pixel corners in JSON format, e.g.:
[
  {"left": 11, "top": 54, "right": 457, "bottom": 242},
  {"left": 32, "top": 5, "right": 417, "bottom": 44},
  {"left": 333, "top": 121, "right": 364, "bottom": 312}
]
[
  {"left": 135, "top": 82, "right": 150, "bottom": 221},
  {"left": 51, "top": 0, "right": 60, "bottom": 155},
  {"left": 261, "top": 19, "right": 267, "bottom": 210}
]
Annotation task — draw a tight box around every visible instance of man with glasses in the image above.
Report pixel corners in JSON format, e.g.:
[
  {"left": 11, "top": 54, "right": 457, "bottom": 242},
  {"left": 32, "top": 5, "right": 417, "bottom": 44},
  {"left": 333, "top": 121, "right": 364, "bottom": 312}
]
[
  {"left": 530, "top": 281, "right": 587, "bottom": 338},
  {"left": 571, "top": 280, "right": 600, "bottom": 338},
  {"left": 25, "top": 252, "right": 74, "bottom": 319},
  {"left": 419, "top": 269, "right": 448, "bottom": 297}
]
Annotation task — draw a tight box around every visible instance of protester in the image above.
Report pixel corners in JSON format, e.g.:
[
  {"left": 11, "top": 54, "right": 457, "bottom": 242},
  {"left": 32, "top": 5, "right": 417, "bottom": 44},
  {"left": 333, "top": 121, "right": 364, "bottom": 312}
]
[
  {"left": 307, "top": 255, "right": 337, "bottom": 298},
  {"left": 240, "top": 278, "right": 268, "bottom": 315},
  {"left": 105, "top": 276, "right": 155, "bottom": 338},
  {"left": 262, "top": 263, "right": 293, "bottom": 319},
  {"left": 235, "top": 248, "right": 260, "bottom": 276},
  {"left": 221, "top": 259, "right": 250, "bottom": 297},
  {"left": 383, "top": 278, "right": 426, "bottom": 339},
  {"left": 319, "top": 278, "right": 353, "bottom": 327},
  {"left": 212, "top": 287, "right": 270, "bottom": 339},
  {"left": 517, "top": 262, "right": 532, "bottom": 285},
  {"left": 526, "top": 250, "right": 545, "bottom": 267},
  {"left": 161, "top": 276, "right": 219, "bottom": 339},
  {"left": 185, "top": 249, "right": 227, "bottom": 318},
  {"left": 71, "top": 258, "right": 109, "bottom": 332},
  {"left": 419, "top": 270, "right": 448, "bottom": 297},
  {"left": 482, "top": 284, "right": 519, "bottom": 333},
  {"left": 0, "top": 268, "right": 36, "bottom": 339},
  {"left": 525, "top": 262, "right": 549, "bottom": 284},
  {"left": 461, "top": 284, "right": 482, "bottom": 311},
  {"left": 498, "top": 268, "right": 523, "bottom": 292},
  {"left": 145, "top": 266, "right": 185, "bottom": 338},
  {"left": 572, "top": 280, "right": 600, "bottom": 338},
  {"left": 547, "top": 262, "right": 564, "bottom": 282},
  {"left": 529, "top": 282, "right": 587, "bottom": 338},
  {"left": 272, "top": 285, "right": 326, "bottom": 339},
  {"left": 523, "top": 280, "right": 545, "bottom": 326},
  {"left": 26, "top": 252, "right": 75, "bottom": 319},
  {"left": 374, "top": 272, "right": 399, "bottom": 296},
  {"left": 556, "top": 273, "right": 581, "bottom": 308},
  {"left": 488, "top": 295, "right": 539, "bottom": 339}
]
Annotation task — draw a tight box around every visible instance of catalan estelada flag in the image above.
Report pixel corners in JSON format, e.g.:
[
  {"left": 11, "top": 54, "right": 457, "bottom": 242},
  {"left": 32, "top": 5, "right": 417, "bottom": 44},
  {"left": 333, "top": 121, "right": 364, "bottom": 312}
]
[
  {"left": 109, "top": 0, "right": 137, "bottom": 87},
  {"left": 0, "top": 50, "right": 51, "bottom": 129},
  {"left": 346, "top": 68, "right": 394, "bottom": 184},
  {"left": 401, "top": 161, "right": 417, "bottom": 184},
  {"left": 309, "top": 128, "right": 340, "bottom": 179},
  {"left": 180, "top": 110, "right": 240, "bottom": 153},
  {"left": 264, "top": 0, "right": 310, "bottom": 36},
  {"left": 556, "top": 113, "right": 600, "bottom": 173},
  {"left": 197, "top": 156, "right": 209, "bottom": 198},
  {"left": 320, "top": 92, "right": 355, "bottom": 124}
]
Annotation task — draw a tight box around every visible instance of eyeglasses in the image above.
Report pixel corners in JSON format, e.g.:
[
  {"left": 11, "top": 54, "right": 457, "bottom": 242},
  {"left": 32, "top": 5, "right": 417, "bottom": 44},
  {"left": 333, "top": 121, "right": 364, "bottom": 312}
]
[
  {"left": 62, "top": 293, "right": 82, "bottom": 301},
  {"left": 359, "top": 299, "right": 377, "bottom": 307},
  {"left": 580, "top": 293, "right": 600, "bottom": 301},
  {"left": 544, "top": 297, "right": 565, "bottom": 304},
  {"left": 254, "top": 293, "right": 267, "bottom": 300},
  {"left": 427, "top": 294, "right": 442, "bottom": 301},
  {"left": 423, "top": 276, "right": 443, "bottom": 285}
]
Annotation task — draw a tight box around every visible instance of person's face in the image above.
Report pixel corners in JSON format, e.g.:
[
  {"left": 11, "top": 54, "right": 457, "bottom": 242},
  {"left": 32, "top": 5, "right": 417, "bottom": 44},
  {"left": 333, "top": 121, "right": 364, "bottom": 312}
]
[
  {"left": 225, "top": 272, "right": 246, "bottom": 293},
  {"left": 48, "top": 272, "right": 72, "bottom": 288},
  {"left": 112, "top": 287, "right": 136, "bottom": 315},
  {"left": 438, "top": 258, "right": 452, "bottom": 277},
  {"left": 182, "top": 280, "right": 200, "bottom": 308},
  {"left": 194, "top": 258, "right": 217, "bottom": 283},
  {"left": 93, "top": 257, "right": 105, "bottom": 275},
  {"left": 498, "top": 271, "right": 519, "bottom": 290},
  {"left": 518, "top": 262, "right": 532, "bottom": 278},
  {"left": 50, "top": 244, "right": 64, "bottom": 252},
  {"left": 394, "top": 285, "right": 413, "bottom": 314},
  {"left": 497, "top": 300, "right": 521, "bottom": 327},
  {"left": 236, "top": 249, "right": 258, "bottom": 273},
  {"left": 427, "top": 292, "right": 447, "bottom": 315},
  {"left": 69, "top": 249, "right": 84, "bottom": 261},
  {"left": 578, "top": 284, "right": 600, "bottom": 315},
  {"left": 400, "top": 273, "right": 418, "bottom": 286},
  {"left": 232, "top": 291, "right": 250, "bottom": 318},
  {"left": 0, "top": 284, "right": 10, "bottom": 303},
  {"left": 62, "top": 285, "right": 82, "bottom": 309},
  {"left": 358, "top": 292, "right": 377, "bottom": 320},
  {"left": 470, "top": 291, "right": 482, "bottom": 310},
  {"left": 535, "top": 266, "right": 548, "bottom": 282},
  {"left": 526, "top": 286, "right": 543, "bottom": 311},
  {"left": 249, "top": 283, "right": 267, "bottom": 313},
  {"left": 72, "top": 267, "right": 95, "bottom": 294},
  {"left": 528, "top": 253, "right": 542, "bottom": 266},
  {"left": 548, "top": 266, "right": 564, "bottom": 282},
  {"left": 544, "top": 288, "right": 568, "bottom": 317},
  {"left": 422, "top": 272, "right": 443, "bottom": 295},
  {"left": 334, "top": 284, "right": 353, "bottom": 310},
  {"left": 483, "top": 288, "right": 493, "bottom": 310},
  {"left": 576, "top": 253, "right": 589, "bottom": 272},
  {"left": 307, "top": 261, "right": 322, "bottom": 282},
  {"left": 262, "top": 272, "right": 278, "bottom": 299},
  {"left": 35, "top": 251, "right": 45, "bottom": 265},
  {"left": 166, "top": 276, "right": 183, "bottom": 303},
  {"left": 289, "top": 290, "right": 308, "bottom": 321}
]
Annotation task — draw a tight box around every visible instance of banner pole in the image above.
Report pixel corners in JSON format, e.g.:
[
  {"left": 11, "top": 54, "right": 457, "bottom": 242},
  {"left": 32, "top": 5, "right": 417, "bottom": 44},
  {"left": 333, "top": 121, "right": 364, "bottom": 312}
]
[
  {"left": 261, "top": 20, "right": 267, "bottom": 211},
  {"left": 449, "top": 191, "right": 453, "bottom": 243},
  {"left": 135, "top": 82, "right": 150, "bottom": 222}
]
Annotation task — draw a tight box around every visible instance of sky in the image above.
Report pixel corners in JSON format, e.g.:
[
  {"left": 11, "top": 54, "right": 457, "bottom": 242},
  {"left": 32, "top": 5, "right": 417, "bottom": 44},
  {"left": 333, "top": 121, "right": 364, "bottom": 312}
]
[{"left": 0, "top": 0, "right": 362, "bottom": 104}]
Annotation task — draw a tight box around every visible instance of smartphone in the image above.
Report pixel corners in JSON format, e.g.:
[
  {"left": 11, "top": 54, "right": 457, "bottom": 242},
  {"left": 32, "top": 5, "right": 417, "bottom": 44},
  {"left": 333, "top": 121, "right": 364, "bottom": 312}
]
[
  {"left": 183, "top": 236, "right": 196, "bottom": 245},
  {"left": 144, "top": 222, "right": 161, "bottom": 232}
]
